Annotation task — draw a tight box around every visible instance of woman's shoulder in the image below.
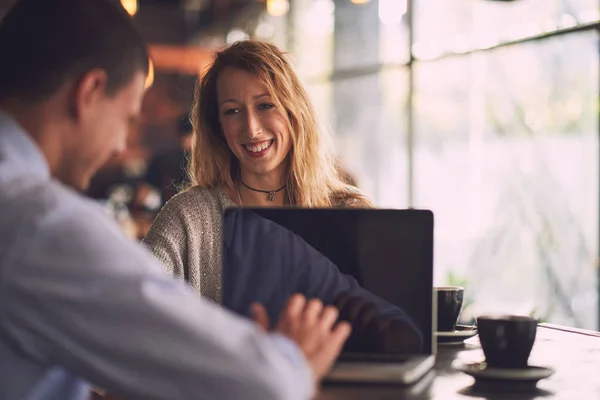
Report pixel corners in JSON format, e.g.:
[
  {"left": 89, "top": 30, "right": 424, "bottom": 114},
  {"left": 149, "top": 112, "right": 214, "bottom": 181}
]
[
  {"left": 166, "top": 186, "right": 221, "bottom": 204},
  {"left": 158, "top": 186, "right": 233, "bottom": 219}
]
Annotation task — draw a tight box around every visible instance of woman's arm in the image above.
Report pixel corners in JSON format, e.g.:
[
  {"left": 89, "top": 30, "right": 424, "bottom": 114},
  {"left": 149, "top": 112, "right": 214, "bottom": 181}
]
[{"left": 142, "top": 195, "right": 190, "bottom": 280}]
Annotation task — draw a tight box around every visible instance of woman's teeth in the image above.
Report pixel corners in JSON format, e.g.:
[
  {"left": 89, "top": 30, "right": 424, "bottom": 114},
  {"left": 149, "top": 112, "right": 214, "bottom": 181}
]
[{"left": 245, "top": 141, "right": 272, "bottom": 153}]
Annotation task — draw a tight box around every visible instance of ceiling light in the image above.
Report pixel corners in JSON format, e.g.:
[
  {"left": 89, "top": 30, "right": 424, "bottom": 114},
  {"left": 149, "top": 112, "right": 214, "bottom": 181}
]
[
  {"left": 121, "top": 0, "right": 138, "bottom": 16},
  {"left": 266, "top": 0, "right": 289, "bottom": 17}
]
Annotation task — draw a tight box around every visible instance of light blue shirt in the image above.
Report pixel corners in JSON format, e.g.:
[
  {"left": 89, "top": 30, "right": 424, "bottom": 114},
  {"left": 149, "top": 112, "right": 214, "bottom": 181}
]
[{"left": 0, "top": 110, "right": 313, "bottom": 400}]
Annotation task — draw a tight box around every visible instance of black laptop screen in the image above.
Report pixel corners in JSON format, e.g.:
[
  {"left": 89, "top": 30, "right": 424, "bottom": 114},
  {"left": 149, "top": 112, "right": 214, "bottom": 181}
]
[{"left": 222, "top": 208, "right": 434, "bottom": 356}]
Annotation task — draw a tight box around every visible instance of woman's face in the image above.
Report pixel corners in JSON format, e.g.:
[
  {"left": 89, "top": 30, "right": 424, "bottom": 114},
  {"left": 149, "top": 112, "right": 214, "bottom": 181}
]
[{"left": 216, "top": 67, "right": 292, "bottom": 181}]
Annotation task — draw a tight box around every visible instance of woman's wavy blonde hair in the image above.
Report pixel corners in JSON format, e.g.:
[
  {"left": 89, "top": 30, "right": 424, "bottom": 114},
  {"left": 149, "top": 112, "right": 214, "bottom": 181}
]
[{"left": 188, "top": 40, "right": 372, "bottom": 208}]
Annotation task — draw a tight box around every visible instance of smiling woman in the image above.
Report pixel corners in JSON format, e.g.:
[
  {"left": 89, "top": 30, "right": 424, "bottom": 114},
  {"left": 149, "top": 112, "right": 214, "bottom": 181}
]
[
  {"left": 190, "top": 40, "right": 370, "bottom": 208},
  {"left": 215, "top": 67, "right": 292, "bottom": 193},
  {"left": 143, "top": 40, "right": 372, "bottom": 302}
]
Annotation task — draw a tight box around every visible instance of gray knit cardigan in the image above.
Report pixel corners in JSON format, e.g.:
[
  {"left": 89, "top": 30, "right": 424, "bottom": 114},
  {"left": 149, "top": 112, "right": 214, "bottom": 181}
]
[{"left": 143, "top": 187, "right": 235, "bottom": 303}]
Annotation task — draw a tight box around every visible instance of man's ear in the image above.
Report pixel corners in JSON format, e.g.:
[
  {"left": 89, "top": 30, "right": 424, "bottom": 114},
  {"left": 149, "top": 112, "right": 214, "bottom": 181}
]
[{"left": 68, "top": 69, "right": 108, "bottom": 120}]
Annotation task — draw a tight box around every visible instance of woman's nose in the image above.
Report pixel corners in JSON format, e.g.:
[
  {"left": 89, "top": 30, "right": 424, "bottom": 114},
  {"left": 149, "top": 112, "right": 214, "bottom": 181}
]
[{"left": 245, "top": 111, "right": 262, "bottom": 138}]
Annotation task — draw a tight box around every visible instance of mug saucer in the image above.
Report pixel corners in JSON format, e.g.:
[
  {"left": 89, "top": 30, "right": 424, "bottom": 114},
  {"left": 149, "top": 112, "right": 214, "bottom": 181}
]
[
  {"left": 454, "top": 361, "right": 555, "bottom": 383},
  {"left": 435, "top": 325, "right": 478, "bottom": 344}
]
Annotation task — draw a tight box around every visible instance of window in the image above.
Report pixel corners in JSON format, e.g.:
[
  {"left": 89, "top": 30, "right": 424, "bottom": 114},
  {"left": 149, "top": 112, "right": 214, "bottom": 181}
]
[
  {"left": 414, "top": 31, "right": 599, "bottom": 328},
  {"left": 331, "top": 69, "right": 410, "bottom": 208},
  {"left": 260, "top": 0, "right": 600, "bottom": 329},
  {"left": 413, "top": 0, "right": 599, "bottom": 59}
]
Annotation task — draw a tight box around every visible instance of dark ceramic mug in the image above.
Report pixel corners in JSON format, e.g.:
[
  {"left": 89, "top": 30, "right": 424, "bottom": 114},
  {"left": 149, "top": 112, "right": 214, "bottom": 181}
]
[
  {"left": 435, "top": 286, "right": 464, "bottom": 332},
  {"left": 476, "top": 315, "right": 538, "bottom": 368}
]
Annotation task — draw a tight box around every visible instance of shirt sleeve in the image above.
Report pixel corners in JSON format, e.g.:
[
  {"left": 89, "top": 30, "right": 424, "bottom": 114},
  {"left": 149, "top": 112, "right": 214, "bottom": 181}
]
[{"left": 0, "top": 195, "right": 314, "bottom": 400}]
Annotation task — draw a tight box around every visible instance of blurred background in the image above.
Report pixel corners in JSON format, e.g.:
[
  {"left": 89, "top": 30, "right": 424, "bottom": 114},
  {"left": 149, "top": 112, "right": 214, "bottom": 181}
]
[{"left": 2, "top": 0, "right": 598, "bottom": 331}]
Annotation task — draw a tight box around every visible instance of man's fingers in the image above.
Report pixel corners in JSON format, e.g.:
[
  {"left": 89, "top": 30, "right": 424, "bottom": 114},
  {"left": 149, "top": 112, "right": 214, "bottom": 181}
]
[
  {"left": 332, "top": 321, "right": 352, "bottom": 343},
  {"left": 250, "top": 303, "right": 270, "bottom": 331},
  {"left": 319, "top": 306, "right": 340, "bottom": 331},
  {"left": 277, "top": 294, "right": 307, "bottom": 329},
  {"left": 304, "top": 298, "right": 323, "bottom": 326},
  {"left": 328, "top": 322, "right": 352, "bottom": 357},
  {"left": 314, "top": 321, "right": 352, "bottom": 371},
  {"left": 272, "top": 296, "right": 353, "bottom": 382}
]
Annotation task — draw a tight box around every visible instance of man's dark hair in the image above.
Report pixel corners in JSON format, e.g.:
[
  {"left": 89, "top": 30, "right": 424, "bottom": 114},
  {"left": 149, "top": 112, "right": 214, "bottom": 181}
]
[{"left": 0, "top": 0, "right": 149, "bottom": 103}]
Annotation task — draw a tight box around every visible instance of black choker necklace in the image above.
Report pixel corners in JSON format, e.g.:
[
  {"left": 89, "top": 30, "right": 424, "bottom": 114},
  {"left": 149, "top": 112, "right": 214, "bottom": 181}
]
[{"left": 240, "top": 179, "right": 286, "bottom": 201}]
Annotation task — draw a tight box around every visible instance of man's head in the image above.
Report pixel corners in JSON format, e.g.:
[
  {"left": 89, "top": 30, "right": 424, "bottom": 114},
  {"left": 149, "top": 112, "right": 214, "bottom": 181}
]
[{"left": 0, "top": 0, "right": 149, "bottom": 190}]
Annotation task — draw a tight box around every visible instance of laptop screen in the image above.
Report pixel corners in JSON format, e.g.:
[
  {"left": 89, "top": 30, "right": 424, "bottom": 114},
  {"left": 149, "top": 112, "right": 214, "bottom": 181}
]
[{"left": 222, "top": 208, "right": 434, "bottom": 357}]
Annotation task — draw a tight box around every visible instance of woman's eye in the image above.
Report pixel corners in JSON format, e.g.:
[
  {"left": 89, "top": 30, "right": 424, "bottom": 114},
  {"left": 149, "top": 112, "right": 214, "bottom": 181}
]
[
  {"left": 223, "top": 108, "right": 239, "bottom": 116},
  {"left": 258, "top": 103, "right": 275, "bottom": 111}
]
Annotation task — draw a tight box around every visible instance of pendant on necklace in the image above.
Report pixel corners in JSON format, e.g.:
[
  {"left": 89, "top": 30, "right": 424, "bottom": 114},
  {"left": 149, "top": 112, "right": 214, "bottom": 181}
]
[{"left": 268, "top": 191, "right": 276, "bottom": 201}]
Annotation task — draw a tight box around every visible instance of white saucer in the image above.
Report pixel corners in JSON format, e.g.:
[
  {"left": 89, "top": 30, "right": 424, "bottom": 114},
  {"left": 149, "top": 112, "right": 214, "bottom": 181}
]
[
  {"left": 435, "top": 325, "right": 478, "bottom": 344},
  {"left": 455, "top": 361, "right": 555, "bottom": 383}
]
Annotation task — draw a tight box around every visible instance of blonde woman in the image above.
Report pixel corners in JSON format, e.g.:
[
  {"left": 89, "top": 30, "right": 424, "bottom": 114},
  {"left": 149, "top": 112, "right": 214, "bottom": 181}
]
[{"left": 144, "top": 40, "right": 372, "bottom": 304}]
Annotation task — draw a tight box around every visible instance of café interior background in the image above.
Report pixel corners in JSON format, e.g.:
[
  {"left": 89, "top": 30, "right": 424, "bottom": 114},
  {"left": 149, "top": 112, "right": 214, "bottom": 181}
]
[{"left": 2, "top": 0, "right": 598, "bottom": 330}]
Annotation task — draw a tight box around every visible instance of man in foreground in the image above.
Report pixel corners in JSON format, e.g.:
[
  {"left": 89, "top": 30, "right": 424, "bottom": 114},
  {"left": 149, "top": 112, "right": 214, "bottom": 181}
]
[{"left": 0, "top": 1, "right": 350, "bottom": 399}]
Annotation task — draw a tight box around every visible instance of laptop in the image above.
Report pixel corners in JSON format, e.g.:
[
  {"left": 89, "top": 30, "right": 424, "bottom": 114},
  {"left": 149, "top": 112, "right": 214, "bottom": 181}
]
[{"left": 221, "top": 208, "right": 435, "bottom": 384}]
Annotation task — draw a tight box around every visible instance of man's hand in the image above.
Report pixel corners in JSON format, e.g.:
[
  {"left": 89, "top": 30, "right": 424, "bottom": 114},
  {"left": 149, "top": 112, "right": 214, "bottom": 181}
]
[{"left": 250, "top": 294, "right": 351, "bottom": 382}]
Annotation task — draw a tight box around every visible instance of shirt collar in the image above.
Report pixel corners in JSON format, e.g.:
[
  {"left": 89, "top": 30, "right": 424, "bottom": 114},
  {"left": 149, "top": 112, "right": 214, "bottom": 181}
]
[{"left": 0, "top": 109, "right": 51, "bottom": 180}]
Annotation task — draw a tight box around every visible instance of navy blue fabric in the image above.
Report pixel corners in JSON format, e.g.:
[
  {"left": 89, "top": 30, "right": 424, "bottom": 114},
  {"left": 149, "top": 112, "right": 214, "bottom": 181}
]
[{"left": 222, "top": 209, "right": 422, "bottom": 349}]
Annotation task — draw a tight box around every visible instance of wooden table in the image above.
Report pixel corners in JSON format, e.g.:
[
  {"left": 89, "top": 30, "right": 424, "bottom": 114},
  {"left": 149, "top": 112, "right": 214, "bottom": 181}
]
[{"left": 318, "top": 324, "right": 600, "bottom": 399}]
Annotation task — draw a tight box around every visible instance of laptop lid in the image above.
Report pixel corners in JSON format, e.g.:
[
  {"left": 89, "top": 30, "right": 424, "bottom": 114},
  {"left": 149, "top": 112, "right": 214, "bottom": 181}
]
[{"left": 222, "top": 208, "right": 434, "bottom": 358}]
